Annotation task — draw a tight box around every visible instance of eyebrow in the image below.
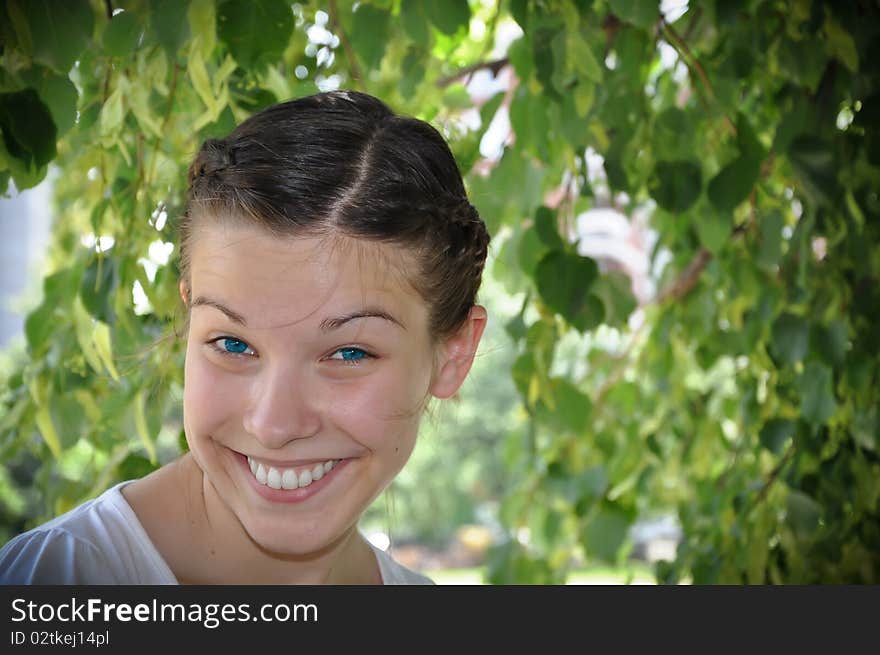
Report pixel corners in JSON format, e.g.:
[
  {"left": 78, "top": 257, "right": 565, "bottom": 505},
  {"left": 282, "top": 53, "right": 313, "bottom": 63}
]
[{"left": 191, "top": 296, "right": 406, "bottom": 331}]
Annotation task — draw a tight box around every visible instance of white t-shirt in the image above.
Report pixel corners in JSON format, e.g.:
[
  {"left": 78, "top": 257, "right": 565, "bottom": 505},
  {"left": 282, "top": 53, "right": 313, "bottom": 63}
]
[{"left": 0, "top": 481, "right": 433, "bottom": 585}]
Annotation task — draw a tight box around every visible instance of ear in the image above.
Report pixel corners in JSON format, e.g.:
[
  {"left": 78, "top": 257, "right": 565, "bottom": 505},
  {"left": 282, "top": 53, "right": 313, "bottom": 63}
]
[
  {"left": 429, "top": 305, "right": 488, "bottom": 400},
  {"left": 179, "top": 279, "right": 189, "bottom": 305}
]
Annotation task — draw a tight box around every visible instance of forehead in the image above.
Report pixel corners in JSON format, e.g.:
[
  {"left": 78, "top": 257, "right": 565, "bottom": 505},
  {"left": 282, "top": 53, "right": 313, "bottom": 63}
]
[{"left": 187, "top": 220, "right": 425, "bottom": 330}]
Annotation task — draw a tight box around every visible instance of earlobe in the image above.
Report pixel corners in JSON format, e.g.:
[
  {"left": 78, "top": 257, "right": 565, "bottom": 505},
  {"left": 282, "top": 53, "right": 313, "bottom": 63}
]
[
  {"left": 179, "top": 280, "right": 189, "bottom": 305},
  {"left": 429, "top": 305, "right": 488, "bottom": 400}
]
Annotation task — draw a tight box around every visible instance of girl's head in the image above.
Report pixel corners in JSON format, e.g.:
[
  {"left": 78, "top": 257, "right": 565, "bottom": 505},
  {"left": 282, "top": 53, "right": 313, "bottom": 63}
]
[
  {"left": 181, "top": 89, "right": 489, "bottom": 347},
  {"left": 178, "top": 91, "right": 489, "bottom": 557}
]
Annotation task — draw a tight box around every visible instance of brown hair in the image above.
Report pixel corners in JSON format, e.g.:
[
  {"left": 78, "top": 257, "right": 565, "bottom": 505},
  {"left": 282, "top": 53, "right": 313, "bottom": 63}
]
[{"left": 181, "top": 90, "right": 490, "bottom": 345}]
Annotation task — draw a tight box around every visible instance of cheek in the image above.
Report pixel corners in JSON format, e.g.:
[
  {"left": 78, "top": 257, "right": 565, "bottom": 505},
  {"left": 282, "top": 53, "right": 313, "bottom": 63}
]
[
  {"left": 183, "top": 348, "right": 247, "bottom": 435},
  {"left": 331, "top": 359, "right": 431, "bottom": 450}
]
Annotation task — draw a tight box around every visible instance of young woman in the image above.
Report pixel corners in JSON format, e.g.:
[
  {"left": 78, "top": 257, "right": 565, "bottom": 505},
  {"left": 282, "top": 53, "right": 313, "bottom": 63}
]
[{"left": 0, "top": 90, "right": 490, "bottom": 584}]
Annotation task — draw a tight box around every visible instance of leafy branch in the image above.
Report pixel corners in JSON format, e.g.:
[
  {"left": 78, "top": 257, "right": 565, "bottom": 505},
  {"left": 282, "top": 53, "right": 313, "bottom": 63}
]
[
  {"left": 660, "top": 17, "right": 736, "bottom": 136},
  {"left": 436, "top": 57, "right": 509, "bottom": 88}
]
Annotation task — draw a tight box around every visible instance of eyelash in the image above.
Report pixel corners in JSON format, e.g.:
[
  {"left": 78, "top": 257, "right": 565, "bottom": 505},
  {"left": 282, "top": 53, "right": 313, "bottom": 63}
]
[{"left": 207, "top": 337, "right": 376, "bottom": 367}]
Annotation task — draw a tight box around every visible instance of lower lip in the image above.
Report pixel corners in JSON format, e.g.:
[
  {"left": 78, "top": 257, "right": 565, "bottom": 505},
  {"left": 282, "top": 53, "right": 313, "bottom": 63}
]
[{"left": 235, "top": 452, "right": 350, "bottom": 504}]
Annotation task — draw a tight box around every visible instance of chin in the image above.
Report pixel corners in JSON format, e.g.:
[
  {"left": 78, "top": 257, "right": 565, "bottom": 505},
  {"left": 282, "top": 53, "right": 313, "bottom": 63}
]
[{"left": 243, "top": 516, "right": 353, "bottom": 558}]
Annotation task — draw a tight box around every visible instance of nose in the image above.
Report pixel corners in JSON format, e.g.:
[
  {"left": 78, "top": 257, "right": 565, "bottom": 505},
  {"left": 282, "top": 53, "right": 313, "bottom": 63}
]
[{"left": 242, "top": 364, "right": 320, "bottom": 449}]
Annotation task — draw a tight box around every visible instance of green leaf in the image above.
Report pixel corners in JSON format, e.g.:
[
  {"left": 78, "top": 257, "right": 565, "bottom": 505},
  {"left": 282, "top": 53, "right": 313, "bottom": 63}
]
[
  {"left": 79, "top": 257, "right": 118, "bottom": 324},
  {"left": 99, "top": 83, "right": 126, "bottom": 140},
  {"left": 507, "top": 34, "right": 533, "bottom": 81},
  {"left": 350, "top": 5, "right": 390, "bottom": 69},
  {"left": 823, "top": 16, "right": 858, "bottom": 72},
  {"left": 104, "top": 10, "right": 142, "bottom": 58},
  {"left": 423, "top": 0, "right": 470, "bottom": 36},
  {"left": 188, "top": 0, "right": 217, "bottom": 57},
  {"left": 770, "top": 313, "right": 809, "bottom": 365},
  {"left": 707, "top": 114, "right": 764, "bottom": 213},
  {"left": 532, "top": 23, "right": 562, "bottom": 99},
  {"left": 217, "top": 0, "right": 292, "bottom": 68},
  {"left": 534, "top": 206, "right": 565, "bottom": 250},
  {"left": 511, "top": 351, "right": 535, "bottom": 398},
  {"left": 759, "top": 419, "right": 795, "bottom": 454},
  {"left": 24, "top": 302, "right": 55, "bottom": 354},
  {"left": 36, "top": 74, "right": 78, "bottom": 138},
  {"left": 757, "top": 211, "right": 784, "bottom": 271},
  {"left": 93, "top": 321, "right": 120, "bottom": 382},
  {"left": 799, "top": 361, "right": 837, "bottom": 426},
  {"left": 442, "top": 83, "right": 471, "bottom": 110},
  {"left": 534, "top": 251, "right": 603, "bottom": 332},
  {"left": 777, "top": 37, "right": 828, "bottom": 92},
  {"left": 400, "top": 0, "right": 430, "bottom": 45},
  {"left": 787, "top": 136, "right": 837, "bottom": 206},
  {"left": 34, "top": 406, "right": 62, "bottom": 459},
  {"left": 707, "top": 153, "right": 760, "bottom": 213},
  {"left": 509, "top": 0, "right": 529, "bottom": 29},
  {"left": 650, "top": 160, "right": 702, "bottom": 212},
  {"left": 695, "top": 210, "right": 730, "bottom": 255},
  {"left": 653, "top": 107, "right": 694, "bottom": 159},
  {"left": 607, "top": 0, "right": 659, "bottom": 30},
  {"left": 536, "top": 377, "right": 592, "bottom": 433},
  {"left": 552, "top": 378, "right": 592, "bottom": 433},
  {"left": 517, "top": 226, "right": 550, "bottom": 278},
  {"left": 568, "top": 30, "right": 602, "bottom": 83},
  {"left": 810, "top": 320, "right": 848, "bottom": 367},
  {"left": 450, "top": 130, "right": 480, "bottom": 175},
  {"left": 134, "top": 391, "right": 158, "bottom": 463},
  {"left": 604, "top": 140, "right": 629, "bottom": 192},
  {"left": 118, "top": 454, "right": 157, "bottom": 481},
  {"left": 18, "top": 66, "right": 79, "bottom": 139},
  {"left": 591, "top": 272, "right": 636, "bottom": 327},
  {"left": 0, "top": 89, "right": 57, "bottom": 169},
  {"left": 581, "top": 502, "right": 633, "bottom": 563},
  {"left": 150, "top": 0, "right": 190, "bottom": 58},
  {"left": 5, "top": 0, "right": 33, "bottom": 54},
  {"left": 399, "top": 49, "right": 425, "bottom": 99},
  {"left": 22, "top": 0, "right": 94, "bottom": 73},
  {"left": 786, "top": 490, "right": 822, "bottom": 538},
  {"left": 576, "top": 467, "right": 608, "bottom": 508}
]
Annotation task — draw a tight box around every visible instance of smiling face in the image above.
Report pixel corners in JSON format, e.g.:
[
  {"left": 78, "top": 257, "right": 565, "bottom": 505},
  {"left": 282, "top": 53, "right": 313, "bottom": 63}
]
[{"left": 182, "top": 219, "right": 444, "bottom": 556}]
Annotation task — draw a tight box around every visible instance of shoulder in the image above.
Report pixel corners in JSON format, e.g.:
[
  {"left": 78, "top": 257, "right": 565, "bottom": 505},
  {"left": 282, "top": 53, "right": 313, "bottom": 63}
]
[
  {"left": 0, "top": 481, "right": 175, "bottom": 585},
  {"left": 0, "top": 487, "right": 124, "bottom": 584},
  {"left": 371, "top": 544, "right": 435, "bottom": 585}
]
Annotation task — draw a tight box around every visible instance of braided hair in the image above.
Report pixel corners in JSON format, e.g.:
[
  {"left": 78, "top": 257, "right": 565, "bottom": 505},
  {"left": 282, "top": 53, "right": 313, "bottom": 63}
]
[{"left": 182, "top": 90, "right": 490, "bottom": 343}]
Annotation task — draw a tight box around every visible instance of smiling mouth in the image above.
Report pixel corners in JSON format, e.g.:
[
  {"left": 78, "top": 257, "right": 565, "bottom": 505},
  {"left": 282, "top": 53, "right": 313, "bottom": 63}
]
[{"left": 246, "top": 456, "right": 340, "bottom": 491}]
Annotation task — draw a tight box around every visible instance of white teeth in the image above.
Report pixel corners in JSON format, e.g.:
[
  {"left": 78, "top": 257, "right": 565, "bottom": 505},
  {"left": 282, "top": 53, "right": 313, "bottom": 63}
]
[
  {"left": 266, "top": 467, "right": 282, "bottom": 489},
  {"left": 247, "top": 456, "right": 338, "bottom": 490},
  {"left": 298, "top": 469, "right": 312, "bottom": 487},
  {"left": 282, "top": 469, "right": 298, "bottom": 490}
]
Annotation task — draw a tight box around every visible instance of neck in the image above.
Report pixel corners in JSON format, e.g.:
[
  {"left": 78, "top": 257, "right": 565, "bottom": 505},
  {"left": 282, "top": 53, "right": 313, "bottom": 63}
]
[{"left": 180, "top": 454, "right": 380, "bottom": 585}]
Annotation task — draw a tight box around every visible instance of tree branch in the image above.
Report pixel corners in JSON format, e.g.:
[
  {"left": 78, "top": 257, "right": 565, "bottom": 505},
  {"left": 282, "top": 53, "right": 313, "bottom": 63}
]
[
  {"left": 661, "top": 18, "right": 736, "bottom": 136},
  {"left": 750, "top": 443, "right": 795, "bottom": 512},
  {"left": 436, "top": 58, "right": 509, "bottom": 88},
  {"left": 656, "top": 247, "right": 713, "bottom": 304},
  {"left": 328, "top": 0, "right": 363, "bottom": 90}
]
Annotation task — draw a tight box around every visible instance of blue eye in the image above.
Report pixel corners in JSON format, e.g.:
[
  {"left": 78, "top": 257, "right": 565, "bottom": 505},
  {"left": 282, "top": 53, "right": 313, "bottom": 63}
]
[
  {"left": 219, "top": 338, "right": 252, "bottom": 355},
  {"left": 332, "top": 347, "right": 372, "bottom": 364}
]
